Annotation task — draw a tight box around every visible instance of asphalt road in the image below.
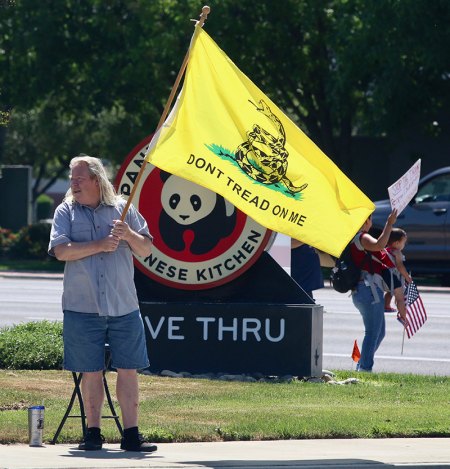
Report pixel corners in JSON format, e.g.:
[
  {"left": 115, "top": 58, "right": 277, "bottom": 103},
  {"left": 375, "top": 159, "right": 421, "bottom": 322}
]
[
  {"left": 0, "top": 277, "right": 63, "bottom": 326},
  {"left": 1, "top": 276, "right": 449, "bottom": 375}
]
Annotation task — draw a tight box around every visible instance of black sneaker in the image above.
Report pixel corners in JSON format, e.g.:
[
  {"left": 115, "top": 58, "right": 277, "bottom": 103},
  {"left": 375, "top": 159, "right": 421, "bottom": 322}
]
[
  {"left": 78, "top": 428, "right": 104, "bottom": 451},
  {"left": 120, "top": 433, "right": 157, "bottom": 452}
]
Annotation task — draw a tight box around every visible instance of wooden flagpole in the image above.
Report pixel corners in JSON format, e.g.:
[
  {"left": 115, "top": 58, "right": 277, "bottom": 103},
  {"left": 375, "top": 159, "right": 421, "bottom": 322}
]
[{"left": 120, "top": 5, "right": 211, "bottom": 221}]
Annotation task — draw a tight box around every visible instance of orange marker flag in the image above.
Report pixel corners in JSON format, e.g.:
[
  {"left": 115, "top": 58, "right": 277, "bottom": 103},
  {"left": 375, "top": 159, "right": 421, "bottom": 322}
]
[{"left": 351, "top": 340, "right": 361, "bottom": 362}]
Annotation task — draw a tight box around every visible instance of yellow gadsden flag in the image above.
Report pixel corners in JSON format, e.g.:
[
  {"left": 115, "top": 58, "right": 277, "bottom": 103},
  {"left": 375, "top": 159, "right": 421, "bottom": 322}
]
[{"left": 146, "top": 28, "right": 374, "bottom": 257}]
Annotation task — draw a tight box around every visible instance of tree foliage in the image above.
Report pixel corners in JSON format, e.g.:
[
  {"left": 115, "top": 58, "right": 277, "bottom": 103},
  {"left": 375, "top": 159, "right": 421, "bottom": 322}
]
[
  {"left": 207, "top": 0, "right": 450, "bottom": 167},
  {"left": 1, "top": 0, "right": 449, "bottom": 201}
]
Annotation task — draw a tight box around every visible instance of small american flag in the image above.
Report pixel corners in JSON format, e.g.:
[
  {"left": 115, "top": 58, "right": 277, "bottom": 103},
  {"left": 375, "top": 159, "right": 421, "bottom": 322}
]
[{"left": 398, "top": 282, "right": 427, "bottom": 338}]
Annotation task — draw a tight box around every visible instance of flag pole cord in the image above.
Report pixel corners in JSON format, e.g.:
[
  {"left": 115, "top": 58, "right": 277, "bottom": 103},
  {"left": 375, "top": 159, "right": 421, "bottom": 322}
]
[{"left": 120, "top": 5, "right": 211, "bottom": 221}]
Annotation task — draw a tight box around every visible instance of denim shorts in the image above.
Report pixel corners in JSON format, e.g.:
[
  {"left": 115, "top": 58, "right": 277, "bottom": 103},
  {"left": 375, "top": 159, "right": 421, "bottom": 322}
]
[{"left": 63, "top": 310, "right": 150, "bottom": 372}]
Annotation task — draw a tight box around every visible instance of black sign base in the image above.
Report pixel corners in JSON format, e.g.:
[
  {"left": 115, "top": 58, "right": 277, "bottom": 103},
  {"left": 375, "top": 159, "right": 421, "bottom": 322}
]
[{"left": 136, "top": 252, "right": 323, "bottom": 377}]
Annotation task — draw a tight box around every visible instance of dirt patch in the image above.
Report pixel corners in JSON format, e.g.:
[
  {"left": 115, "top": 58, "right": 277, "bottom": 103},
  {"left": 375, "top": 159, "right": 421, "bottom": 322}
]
[
  {"left": 0, "top": 399, "right": 28, "bottom": 411},
  {"left": 1, "top": 370, "right": 73, "bottom": 389}
]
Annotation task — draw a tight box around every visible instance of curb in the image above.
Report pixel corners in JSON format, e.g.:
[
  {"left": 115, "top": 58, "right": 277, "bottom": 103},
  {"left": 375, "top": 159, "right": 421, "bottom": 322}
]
[{"left": 0, "top": 271, "right": 64, "bottom": 280}]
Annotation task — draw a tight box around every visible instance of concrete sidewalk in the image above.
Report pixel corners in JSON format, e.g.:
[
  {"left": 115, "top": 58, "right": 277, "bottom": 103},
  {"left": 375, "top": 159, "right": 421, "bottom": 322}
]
[{"left": 1, "top": 438, "right": 450, "bottom": 469}]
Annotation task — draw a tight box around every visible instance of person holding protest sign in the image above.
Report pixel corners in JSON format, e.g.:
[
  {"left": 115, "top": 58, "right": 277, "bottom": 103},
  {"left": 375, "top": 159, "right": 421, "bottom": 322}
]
[{"left": 350, "top": 210, "right": 407, "bottom": 372}]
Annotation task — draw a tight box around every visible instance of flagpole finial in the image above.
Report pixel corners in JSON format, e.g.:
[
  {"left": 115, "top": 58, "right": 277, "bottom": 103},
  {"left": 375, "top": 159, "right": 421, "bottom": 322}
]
[{"left": 193, "top": 5, "right": 210, "bottom": 27}]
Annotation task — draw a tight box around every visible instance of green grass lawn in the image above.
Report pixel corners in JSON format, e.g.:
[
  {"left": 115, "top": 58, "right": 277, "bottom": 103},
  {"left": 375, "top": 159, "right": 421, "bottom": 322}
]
[{"left": 0, "top": 370, "right": 449, "bottom": 444}]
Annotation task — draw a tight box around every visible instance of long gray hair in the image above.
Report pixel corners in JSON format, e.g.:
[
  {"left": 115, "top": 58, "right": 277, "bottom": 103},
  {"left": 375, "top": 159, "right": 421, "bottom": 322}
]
[{"left": 64, "top": 155, "right": 122, "bottom": 205}]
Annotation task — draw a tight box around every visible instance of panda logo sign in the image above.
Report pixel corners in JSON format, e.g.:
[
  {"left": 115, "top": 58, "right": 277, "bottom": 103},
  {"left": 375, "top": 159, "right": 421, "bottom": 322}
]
[{"left": 116, "top": 135, "right": 272, "bottom": 290}]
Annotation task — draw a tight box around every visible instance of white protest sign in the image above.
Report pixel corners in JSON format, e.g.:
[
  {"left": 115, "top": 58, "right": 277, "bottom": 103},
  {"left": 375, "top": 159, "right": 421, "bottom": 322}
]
[{"left": 388, "top": 159, "right": 421, "bottom": 215}]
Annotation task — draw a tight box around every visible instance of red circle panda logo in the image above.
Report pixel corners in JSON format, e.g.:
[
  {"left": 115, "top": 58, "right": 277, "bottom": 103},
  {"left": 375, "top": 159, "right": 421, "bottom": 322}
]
[{"left": 116, "top": 135, "right": 272, "bottom": 290}]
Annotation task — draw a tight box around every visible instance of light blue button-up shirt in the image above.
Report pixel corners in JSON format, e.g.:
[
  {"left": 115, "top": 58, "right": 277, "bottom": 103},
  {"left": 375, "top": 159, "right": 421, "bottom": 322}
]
[{"left": 48, "top": 199, "right": 151, "bottom": 317}]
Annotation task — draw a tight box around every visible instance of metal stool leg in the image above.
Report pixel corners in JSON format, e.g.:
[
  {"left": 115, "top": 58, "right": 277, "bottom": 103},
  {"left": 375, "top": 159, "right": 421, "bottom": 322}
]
[
  {"left": 52, "top": 346, "right": 122, "bottom": 444},
  {"left": 51, "top": 372, "right": 86, "bottom": 444}
]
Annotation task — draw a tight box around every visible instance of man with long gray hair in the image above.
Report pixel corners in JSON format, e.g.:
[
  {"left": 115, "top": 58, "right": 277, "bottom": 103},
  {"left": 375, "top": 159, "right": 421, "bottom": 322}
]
[{"left": 48, "top": 155, "right": 156, "bottom": 452}]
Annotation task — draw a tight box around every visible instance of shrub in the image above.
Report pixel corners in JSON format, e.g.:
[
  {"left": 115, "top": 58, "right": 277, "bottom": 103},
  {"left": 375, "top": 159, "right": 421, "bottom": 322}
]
[
  {"left": 0, "top": 321, "right": 63, "bottom": 369},
  {"left": 0, "top": 227, "right": 18, "bottom": 257},
  {"left": 9, "top": 222, "right": 52, "bottom": 260},
  {"left": 36, "top": 194, "right": 54, "bottom": 221}
]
